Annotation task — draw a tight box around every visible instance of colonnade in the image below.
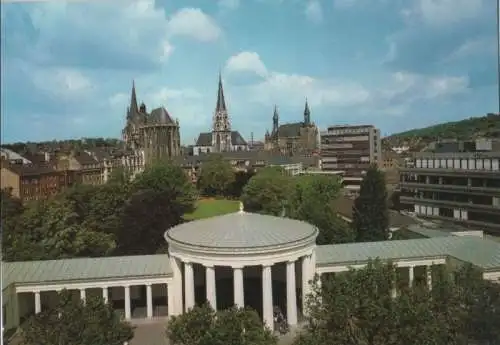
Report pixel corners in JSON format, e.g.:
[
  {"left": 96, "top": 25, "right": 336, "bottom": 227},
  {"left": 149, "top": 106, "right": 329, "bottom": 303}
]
[
  {"left": 175, "top": 253, "right": 315, "bottom": 331},
  {"left": 31, "top": 282, "right": 174, "bottom": 320}
]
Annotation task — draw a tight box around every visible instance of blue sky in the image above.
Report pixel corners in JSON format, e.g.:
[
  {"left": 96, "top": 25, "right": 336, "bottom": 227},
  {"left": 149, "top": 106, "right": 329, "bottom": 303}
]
[{"left": 1, "top": 0, "right": 498, "bottom": 144}]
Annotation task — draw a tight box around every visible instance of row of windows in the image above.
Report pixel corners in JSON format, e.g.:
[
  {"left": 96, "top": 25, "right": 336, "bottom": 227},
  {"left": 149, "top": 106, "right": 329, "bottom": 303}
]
[
  {"left": 415, "top": 158, "right": 500, "bottom": 171},
  {"left": 326, "top": 127, "right": 375, "bottom": 135}
]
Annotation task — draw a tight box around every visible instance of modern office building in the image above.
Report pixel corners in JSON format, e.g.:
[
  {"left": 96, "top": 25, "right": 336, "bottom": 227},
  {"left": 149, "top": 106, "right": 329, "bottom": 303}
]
[
  {"left": 320, "top": 124, "right": 381, "bottom": 191},
  {"left": 399, "top": 139, "right": 500, "bottom": 234}
]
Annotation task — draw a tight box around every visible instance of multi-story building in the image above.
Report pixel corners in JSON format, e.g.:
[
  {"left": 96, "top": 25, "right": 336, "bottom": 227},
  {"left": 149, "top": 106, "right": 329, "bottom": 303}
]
[
  {"left": 320, "top": 124, "right": 381, "bottom": 190},
  {"left": 399, "top": 140, "right": 500, "bottom": 234},
  {"left": 0, "top": 163, "right": 77, "bottom": 203}
]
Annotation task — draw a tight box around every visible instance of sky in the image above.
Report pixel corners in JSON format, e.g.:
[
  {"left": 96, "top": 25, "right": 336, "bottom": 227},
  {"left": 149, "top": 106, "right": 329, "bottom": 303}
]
[{"left": 1, "top": 0, "right": 498, "bottom": 145}]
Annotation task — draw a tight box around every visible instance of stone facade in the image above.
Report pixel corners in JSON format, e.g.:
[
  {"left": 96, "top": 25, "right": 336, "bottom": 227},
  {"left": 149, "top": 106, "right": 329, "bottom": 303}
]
[
  {"left": 264, "top": 101, "right": 319, "bottom": 155},
  {"left": 122, "top": 82, "right": 181, "bottom": 166}
]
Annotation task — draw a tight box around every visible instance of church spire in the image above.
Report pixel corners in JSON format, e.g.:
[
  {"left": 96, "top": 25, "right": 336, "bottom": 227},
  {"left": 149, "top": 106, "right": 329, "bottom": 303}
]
[
  {"left": 304, "top": 98, "right": 311, "bottom": 125},
  {"left": 130, "top": 80, "right": 139, "bottom": 114},
  {"left": 215, "top": 72, "right": 227, "bottom": 112}
]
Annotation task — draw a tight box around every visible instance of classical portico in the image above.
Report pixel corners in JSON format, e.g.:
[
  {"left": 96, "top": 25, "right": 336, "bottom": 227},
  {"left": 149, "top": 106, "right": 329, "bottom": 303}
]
[{"left": 165, "top": 204, "right": 318, "bottom": 331}]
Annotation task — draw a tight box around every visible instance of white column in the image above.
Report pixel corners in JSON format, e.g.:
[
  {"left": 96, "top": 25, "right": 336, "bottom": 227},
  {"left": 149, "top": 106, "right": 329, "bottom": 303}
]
[
  {"left": 146, "top": 284, "right": 153, "bottom": 319},
  {"left": 167, "top": 282, "right": 175, "bottom": 317},
  {"left": 301, "top": 255, "right": 311, "bottom": 316},
  {"left": 262, "top": 265, "right": 274, "bottom": 331},
  {"left": 102, "top": 287, "right": 109, "bottom": 303},
  {"left": 286, "top": 261, "right": 298, "bottom": 326},
  {"left": 124, "top": 286, "right": 131, "bottom": 320},
  {"left": 233, "top": 266, "right": 244, "bottom": 308},
  {"left": 170, "top": 256, "right": 183, "bottom": 315},
  {"left": 34, "top": 291, "right": 41, "bottom": 314},
  {"left": 426, "top": 265, "right": 432, "bottom": 290},
  {"left": 184, "top": 262, "right": 195, "bottom": 311},
  {"left": 408, "top": 266, "right": 414, "bottom": 287},
  {"left": 205, "top": 265, "right": 217, "bottom": 310},
  {"left": 79, "top": 288, "right": 86, "bottom": 303}
]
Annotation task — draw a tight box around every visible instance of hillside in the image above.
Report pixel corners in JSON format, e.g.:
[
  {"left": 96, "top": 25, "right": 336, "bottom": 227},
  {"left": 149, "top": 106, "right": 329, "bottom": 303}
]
[{"left": 384, "top": 113, "right": 500, "bottom": 149}]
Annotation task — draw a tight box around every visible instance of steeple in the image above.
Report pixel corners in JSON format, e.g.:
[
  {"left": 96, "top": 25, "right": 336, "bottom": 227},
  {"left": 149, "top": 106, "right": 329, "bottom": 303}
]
[
  {"left": 303, "top": 98, "right": 311, "bottom": 125},
  {"left": 215, "top": 71, "right": 227, "bottom": 112},
  {"left": 130, "top": 80, "right": 139, "bottom": 114},
  {"left": 272, "top": 105, "right": 279, "bottom": 133}
]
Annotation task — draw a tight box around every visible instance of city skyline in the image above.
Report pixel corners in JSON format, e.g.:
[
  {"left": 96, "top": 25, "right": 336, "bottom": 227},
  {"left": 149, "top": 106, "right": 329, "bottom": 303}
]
[{"left": 1, "top": 0, "right": 498, "bottom": 144}]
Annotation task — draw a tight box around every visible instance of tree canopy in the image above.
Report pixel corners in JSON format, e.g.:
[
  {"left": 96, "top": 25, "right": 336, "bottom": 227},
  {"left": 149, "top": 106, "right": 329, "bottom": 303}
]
[
  {"left": 197, "top": 154, "right": 235, "bottom": 196},
  {"left": 352, "top": 165, "right": 389, "bottom": 242},
  {"left": 21, "top": 290, "right": 134, "bottom": 345},
  {"left": 296, "top": 261, "right": 500, "bottom": 345},
  {"left": 166, "top": 304, "right": 277, "bottom": 345}
]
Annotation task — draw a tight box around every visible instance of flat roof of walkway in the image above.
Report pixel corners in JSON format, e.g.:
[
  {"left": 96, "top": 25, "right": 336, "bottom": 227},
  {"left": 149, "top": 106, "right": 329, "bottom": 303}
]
[
  {"left": 316, "top": 236, "right": 500, "bottom": 271},
  {"left": 3, "top": 236, "right": 500, "bottom": 290}
]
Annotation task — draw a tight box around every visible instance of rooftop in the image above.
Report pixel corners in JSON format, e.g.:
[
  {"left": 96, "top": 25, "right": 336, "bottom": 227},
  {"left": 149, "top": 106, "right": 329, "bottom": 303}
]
[{"left": 166, "top": 207, "right": 318, "bottom": 250}]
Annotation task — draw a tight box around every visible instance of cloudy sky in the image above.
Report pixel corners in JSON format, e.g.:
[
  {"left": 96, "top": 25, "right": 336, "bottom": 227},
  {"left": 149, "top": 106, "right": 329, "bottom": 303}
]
[{"left": 1, "top": 0, "right": 498, "bottom": 144}]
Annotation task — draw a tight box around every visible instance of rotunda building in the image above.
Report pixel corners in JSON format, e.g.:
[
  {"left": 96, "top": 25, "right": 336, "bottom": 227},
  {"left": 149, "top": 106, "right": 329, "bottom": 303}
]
[{"left": 165, "top": 203, "right": 318, "bottom": 330}]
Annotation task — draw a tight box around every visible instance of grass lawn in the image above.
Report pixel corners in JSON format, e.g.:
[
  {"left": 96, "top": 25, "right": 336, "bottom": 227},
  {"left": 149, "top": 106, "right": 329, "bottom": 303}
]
[{"left": 184, "top": 198, "right": 241, "bottom": 221}]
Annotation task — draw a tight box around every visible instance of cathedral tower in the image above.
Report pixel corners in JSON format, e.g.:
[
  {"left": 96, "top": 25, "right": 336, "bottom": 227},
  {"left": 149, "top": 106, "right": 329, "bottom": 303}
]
[{"left": 212, "top": 72, "right": 232, "bottom": 152}]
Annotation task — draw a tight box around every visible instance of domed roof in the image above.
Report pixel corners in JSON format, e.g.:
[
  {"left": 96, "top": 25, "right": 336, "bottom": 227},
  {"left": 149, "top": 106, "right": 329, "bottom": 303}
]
[{"left": 166, "top": 207, "right": 317, "bottom": 250}]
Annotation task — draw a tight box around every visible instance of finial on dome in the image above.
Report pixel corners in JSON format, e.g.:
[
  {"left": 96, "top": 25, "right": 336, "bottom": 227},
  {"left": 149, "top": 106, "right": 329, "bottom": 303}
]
[{"left": 239, "top": 201, "right": 244, "bottom": 213}]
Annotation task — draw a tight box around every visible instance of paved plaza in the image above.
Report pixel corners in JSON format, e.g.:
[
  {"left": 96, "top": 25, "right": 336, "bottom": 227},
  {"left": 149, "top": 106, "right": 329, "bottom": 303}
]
[{"left": 129, "top": 319, "right": 300, "bottom": 345}]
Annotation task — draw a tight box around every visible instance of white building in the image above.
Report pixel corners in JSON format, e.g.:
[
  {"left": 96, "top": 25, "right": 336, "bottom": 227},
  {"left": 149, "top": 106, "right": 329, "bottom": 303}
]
[{"left": 3, "top": 204, "right": 500, "bottom": 333}]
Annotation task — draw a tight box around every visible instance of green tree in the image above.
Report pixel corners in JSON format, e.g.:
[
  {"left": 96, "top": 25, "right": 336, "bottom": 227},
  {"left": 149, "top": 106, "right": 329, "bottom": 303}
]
[
  {"left": 352, "top": 165, "right": 389, "bottom": 242},
  {"left": 1, "top": 189, "right": 25, "bottom": 258},
  {"left": 297, "top": 262, "right": 500, "bottom": 345},
  {"left": 227, "top": 170, "right": 255, "bottom": 198},
  {"left": 167, "top": 304, "right": 277, "bottom": 345},
  {"left": 197, "top": 154, "right": 235, "bottom": 196},
  {"left": 241, "top": 167, "right": 291, "bottom": 215},
  {"left": 118, "top": 160, "right": 197, "bottom": 254},
  {"left": 4, "top": 197, "right": 116, "bottom": 261},
  {"left": 288, "top": 175, "right": 355, "bottom": 244},
  {"left": 21, "top": 290, "right": 134, "bottom": 345}
]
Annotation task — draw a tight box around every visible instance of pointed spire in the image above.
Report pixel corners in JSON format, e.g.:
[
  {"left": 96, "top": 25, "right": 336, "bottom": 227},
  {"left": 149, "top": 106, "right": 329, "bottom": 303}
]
[
  {"left": 304, "top": 97, "right": 311, "bottom": 125},
  {"left": 304, "top": 98, "right": 310, "bottom": 115},
  {"left": 273, "top": 105, "right": 278, "bottom": 118},
  {"left": 215, "top": 72, "right": 227, "bottom": 112},
  {"left": 130, "top": 80, "right": 139, "bottom": 114}
]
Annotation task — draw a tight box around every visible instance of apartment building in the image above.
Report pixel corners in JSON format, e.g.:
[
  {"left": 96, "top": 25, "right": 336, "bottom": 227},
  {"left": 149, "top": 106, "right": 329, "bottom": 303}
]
[
  {"left": 320, "top": 124, "right": 381, "bottom": 190},
  {"left": 399, "top": 140, "right": 500, "bottom": 234}
]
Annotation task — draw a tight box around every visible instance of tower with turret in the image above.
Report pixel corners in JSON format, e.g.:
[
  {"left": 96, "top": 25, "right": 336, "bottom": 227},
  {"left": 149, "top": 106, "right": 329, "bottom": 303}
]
[
  {"left": 122, "top": 81, "right": 181, "bottom": 165},
  {"left": 212, "top": 73, "right": 233, "bottom": 152}
]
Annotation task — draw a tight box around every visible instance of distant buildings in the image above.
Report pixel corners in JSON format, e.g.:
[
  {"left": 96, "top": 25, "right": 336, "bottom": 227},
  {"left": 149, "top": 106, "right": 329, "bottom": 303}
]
[
  {"left": 193, "top": 74, "right": 248, "bottom": 155},
  {"left": 264, "top": 101, "right": 319, "bottom": 155},
  {"left": 320, "top": 124, "right": 382, "bottom": 192},
  {"left": 399, "top": 139, "right": 500, "bottom": 234}
]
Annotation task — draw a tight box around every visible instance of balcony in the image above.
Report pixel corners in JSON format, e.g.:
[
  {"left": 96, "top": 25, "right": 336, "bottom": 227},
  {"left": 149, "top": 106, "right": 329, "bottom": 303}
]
[
  {"left": 399, "top": 167, "right": 500, "bottom": 178},
  {"left": 399, "top": 182, "right": 500, "bottom": 197},
  {"left": 400, "top": 196, "right": 500, "bottom": 215}
]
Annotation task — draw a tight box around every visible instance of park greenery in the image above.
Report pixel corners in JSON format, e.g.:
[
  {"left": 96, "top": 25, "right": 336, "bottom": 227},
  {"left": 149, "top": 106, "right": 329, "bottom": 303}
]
[
  {"left": 295, "top": 261, "right": 500, "bottom": 345},
  {"left": 20, "top": 290, "right": 134, "bottom": 345},
  {"left": 3, "top": 157, "right": 500, "bottom": 344},
  {"left": 166, "top": 304, "right": 277, "bottom": 345}
]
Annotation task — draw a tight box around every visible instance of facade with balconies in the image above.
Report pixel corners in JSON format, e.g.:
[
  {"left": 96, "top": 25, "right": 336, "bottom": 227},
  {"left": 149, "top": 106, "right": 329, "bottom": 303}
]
[{"left": 399, "top": 150, "right": 500, "bottom": 234}]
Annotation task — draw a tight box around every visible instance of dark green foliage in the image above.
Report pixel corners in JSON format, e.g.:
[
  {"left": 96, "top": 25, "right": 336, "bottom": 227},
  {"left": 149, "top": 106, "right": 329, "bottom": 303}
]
[
  {"left": 21, "top": 290, "right": 134, "bottom": 345},
  {"left": 197, "top": 154, "right": 236, "bottom": 197},
  {"left": 288, "top": 175, "right": 355, "bottom": 244},
  {"left": 118, "top": 160, "right": 197, "bottom": 254},
  {"left": 388, "top": 113, "right": 500, "bottom": 141},
  {"left": 166, "top": 304, "right": 277, "bottom": 345},
  {"left": 352, "top": 165, "right": 389, "bottom": 242},
  {"left": 241, "top": 168, "right": 292, "bottom": 215},
  {"left": 227, "top": 170, "right": 255, "bottom": 198},
  {"left": 297, "top": 262, "right": 500, "bottom": 345}
]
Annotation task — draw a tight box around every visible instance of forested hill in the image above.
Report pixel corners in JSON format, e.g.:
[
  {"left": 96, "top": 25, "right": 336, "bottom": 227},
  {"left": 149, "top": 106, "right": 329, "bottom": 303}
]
[{"left": 384, "top": 113, "right": 500, "bottom": 148}]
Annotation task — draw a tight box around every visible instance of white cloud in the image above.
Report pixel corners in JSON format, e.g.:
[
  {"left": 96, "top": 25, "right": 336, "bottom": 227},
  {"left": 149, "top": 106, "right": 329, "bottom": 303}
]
[
  {"left": 305, "top": 0, "right": 323, "bottom": 23},
  {"left": 32, "top": 68, "right": 92, "bottom": 97},
  {"left": 218, "top": 0, "right": 240, "bottom": 11},
  {"left": 442, "top": 37, "right": 496, "bottom": 62},
  {"left": 225, "top": 52, "right": 269, "bottom": 77},
  {"left": 403, "top": 0, "right": 484, "bottom": 27},
  {"left": 333, "top": 0, "right": 359, "bottom": 8},
  {"left": 167, "top": 8, "right": 222, "bottom": 42},
  {"left": 226, "top": 51, "right": 469, "bottom": 114},
  {"left": 149, "top": 88, "right": 203, "bottom": 105}
]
